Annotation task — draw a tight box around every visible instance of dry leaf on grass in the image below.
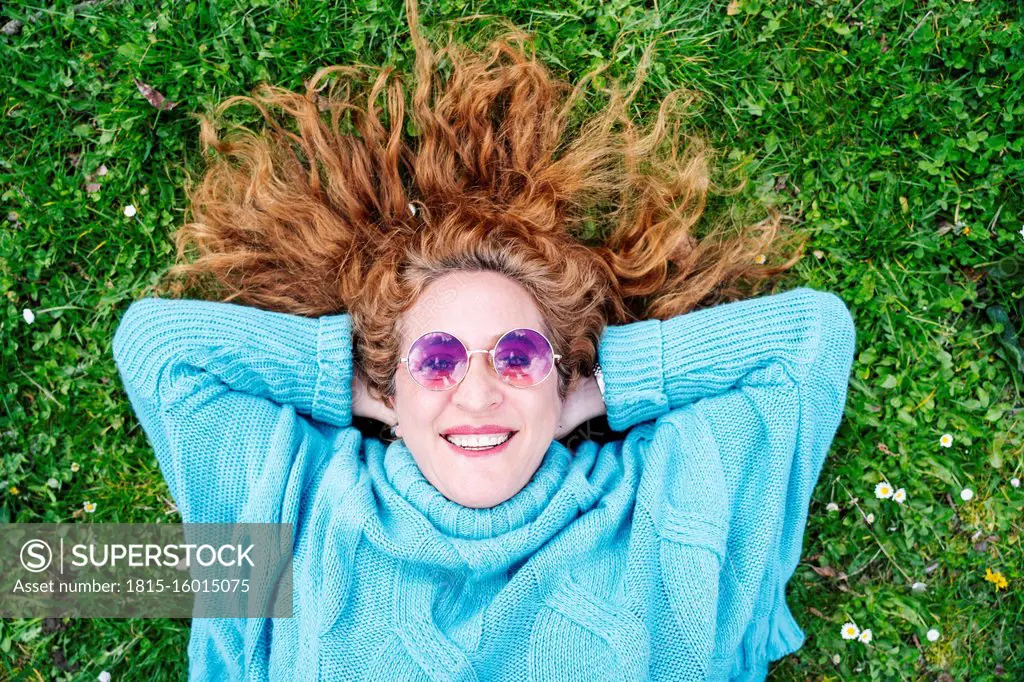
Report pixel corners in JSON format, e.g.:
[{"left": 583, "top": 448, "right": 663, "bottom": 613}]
[{"left": 134, "top": 78, "right": 179, "bottom": 110}]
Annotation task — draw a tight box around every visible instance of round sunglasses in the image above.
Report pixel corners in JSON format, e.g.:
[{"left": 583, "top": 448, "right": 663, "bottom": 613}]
[{"left": 400, "top": 328, "right": 561, "bottom": 391}]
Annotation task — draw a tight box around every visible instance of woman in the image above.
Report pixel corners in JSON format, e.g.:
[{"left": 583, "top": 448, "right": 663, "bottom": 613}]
[{"left": 112, "top": 0, "right": 856, "bottom": 679}]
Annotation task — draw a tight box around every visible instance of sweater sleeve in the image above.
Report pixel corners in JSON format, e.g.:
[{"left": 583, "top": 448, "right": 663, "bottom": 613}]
[
  {"left": 111, "top": 296, "right": 356, "bottom": 524},
  {"left": 600, "top": 287, "right": 856, "bottom": 673},
  {"left": 597, "top": 286, "right": 846, "bottom": 433}
]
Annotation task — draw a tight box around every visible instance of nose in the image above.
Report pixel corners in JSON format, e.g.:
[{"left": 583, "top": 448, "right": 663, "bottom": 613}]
[{"left": 452, "top": 352, "right": 504, "bottom": 411}]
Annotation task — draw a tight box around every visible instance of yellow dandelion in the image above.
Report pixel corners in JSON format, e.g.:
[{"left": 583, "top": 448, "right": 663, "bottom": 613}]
[
  {"left": 962, "top": 225, "right": 971, "bottom": 235},
  {"left": 984, "top": 568, "right": 1008, "bottom": 591},
  {"left": 8, "top": 486, "right": 19, "bottom": 495}
]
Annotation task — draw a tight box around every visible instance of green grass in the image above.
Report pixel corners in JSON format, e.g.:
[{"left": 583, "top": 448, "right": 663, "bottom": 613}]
[{"left": 2, "top": 0, "right": 1022, "bottom": 679}]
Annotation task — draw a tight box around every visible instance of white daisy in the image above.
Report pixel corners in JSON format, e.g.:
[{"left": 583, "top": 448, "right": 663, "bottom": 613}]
[
  {"left": 97, "top": 164, "right": 108, "bottom": 176},
  {"left": 83, "top": 501, "right": 96, "bottom": 513},
  {"left": 813, "top": 250, "right": 825, "bottom": 260},
  {"left": 831, "top": 654, "right": 840, "bottom": 664},
  {"left": 875, "top": 481, "right": 894, "bottom": 499},
  {"left": 123, "top": 204, "right": 137, "bottom": 218},
  {"left": 939, "top": 433, "right": 953, "bottom": 448},
  {"left": 858, "top": 628, "right": 872, "bottom": 644},
  {"left": 22, "top": 308, "right": 34, "bottom": 324},
  {"left": 960, "top": 488, "right": 974, "bottom": 501},
  {"left": 1019, "top": 225, "right": 1024, "bottom": 241},
  {"left": 98, "top": 672, "right": 111, "bottom": 682},
  {"left": 1011, "top": 477, "right": 1020, "bottom": 488},
  {"left": 70, "top": 462, "right": 80, "bottom": 472},
  {"left": 926, "top": 628, "right": 940, "bottom": 642},
  {"left": 826, "top": 502, "right": 840, "bottom": 512},
  {"left": 865, "top": 513, "right": 875, "bottom": 524},
  {"left": 892, "top": 488, "right": 907, "bottom": 504},
  {"left": 840, "top": 622, "right": 860, "bottom": 640},
  {"left": 754, "top": 253, "right": 767, "bottom": 265},
  {"left": 911, "top": 582, "right": 927, "bottom": 593}
]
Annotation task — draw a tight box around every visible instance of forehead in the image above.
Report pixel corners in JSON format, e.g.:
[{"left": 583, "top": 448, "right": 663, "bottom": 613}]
[{"left": 400, "top": 271, "right": 546, "bottom": 348}]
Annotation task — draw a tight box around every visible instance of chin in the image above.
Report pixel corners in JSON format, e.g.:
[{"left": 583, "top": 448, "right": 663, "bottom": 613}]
[{"left": 445, "top": 491, "right": 497, "bottom": 509}]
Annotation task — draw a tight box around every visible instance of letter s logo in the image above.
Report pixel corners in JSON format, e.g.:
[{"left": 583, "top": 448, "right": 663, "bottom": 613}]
[{"left": 20, "top": 539, "right": 53, "bottom": 573}]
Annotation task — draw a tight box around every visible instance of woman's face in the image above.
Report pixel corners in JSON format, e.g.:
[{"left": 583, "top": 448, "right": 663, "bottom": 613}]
[{"left": 390, "top": 270, "right": 562, "bottom": 509}]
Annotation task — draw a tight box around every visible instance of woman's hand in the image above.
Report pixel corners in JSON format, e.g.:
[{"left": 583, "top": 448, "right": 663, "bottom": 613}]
[
  {"left": 554, "top": 373, "right": 606, "bottom": 440},
  {"left": 352, "top": 373, "right": 398, "bottom": 426}
]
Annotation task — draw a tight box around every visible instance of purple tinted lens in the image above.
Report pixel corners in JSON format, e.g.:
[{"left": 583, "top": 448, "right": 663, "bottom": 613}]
[
  {"left": 494, "top": 329, "right": 554, "bottom": 387},
  {"left": 407, "top": 332, "right": 468, "bottom": 390}
]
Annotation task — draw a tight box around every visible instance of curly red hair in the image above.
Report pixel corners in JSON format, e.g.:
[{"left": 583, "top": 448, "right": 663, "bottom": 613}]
[{"left": 155, "top": 0, "right": 805, "bottom": 406}]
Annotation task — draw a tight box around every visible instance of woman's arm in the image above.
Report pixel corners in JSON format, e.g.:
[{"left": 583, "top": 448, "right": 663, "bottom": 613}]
[
  {"left": 602, "top": 287, "right": 856, "bottom": 670},
  {"left": 112, "top": 297, "right": 357, "bottom": 523},
  {"left": 596, "top": 287, "right": 850, "bottom": 432},
  {"left": 113, "top": 297, "right": 353, "bottom": 423}
]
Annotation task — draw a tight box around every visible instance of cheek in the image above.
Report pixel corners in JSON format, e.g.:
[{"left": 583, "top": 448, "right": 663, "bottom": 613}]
[
  {"left": 520, "top": 388, "right": 560, "bottom": 429},
  {"left": 394, "top": 375, "right": 444, "bottom": 426}
]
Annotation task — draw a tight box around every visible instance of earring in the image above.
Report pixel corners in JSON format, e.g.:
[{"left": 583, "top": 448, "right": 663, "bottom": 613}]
[{"left": 390, "top": 423, "right": 401, "bottom": 439}]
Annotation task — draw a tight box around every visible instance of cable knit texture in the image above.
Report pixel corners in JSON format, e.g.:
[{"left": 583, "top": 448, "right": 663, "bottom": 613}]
[{"left": 111, "top": 286, "right": 856, "bottom": 682}]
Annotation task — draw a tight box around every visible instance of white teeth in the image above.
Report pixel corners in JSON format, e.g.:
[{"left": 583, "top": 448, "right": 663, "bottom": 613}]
[{"left": 443, "top": 432, "right": 513, "bottom": 449}]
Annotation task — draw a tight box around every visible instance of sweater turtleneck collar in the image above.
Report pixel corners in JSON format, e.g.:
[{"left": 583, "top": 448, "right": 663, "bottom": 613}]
[
  {"left": 353, "top": 436, "right": 593, "bottom": 576},
  {"left": 379, "top": 437, "right": 574, "bottom": 540}
]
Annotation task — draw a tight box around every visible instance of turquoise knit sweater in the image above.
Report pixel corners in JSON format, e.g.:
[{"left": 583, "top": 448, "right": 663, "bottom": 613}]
[{"left": 112, "top": 285, "right": 856, "bottom": 682}]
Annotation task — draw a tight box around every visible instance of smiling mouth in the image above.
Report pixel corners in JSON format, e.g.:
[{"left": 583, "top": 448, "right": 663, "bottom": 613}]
[{"left": 441, "top": 431, "right": 517, "bottom": 451}]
